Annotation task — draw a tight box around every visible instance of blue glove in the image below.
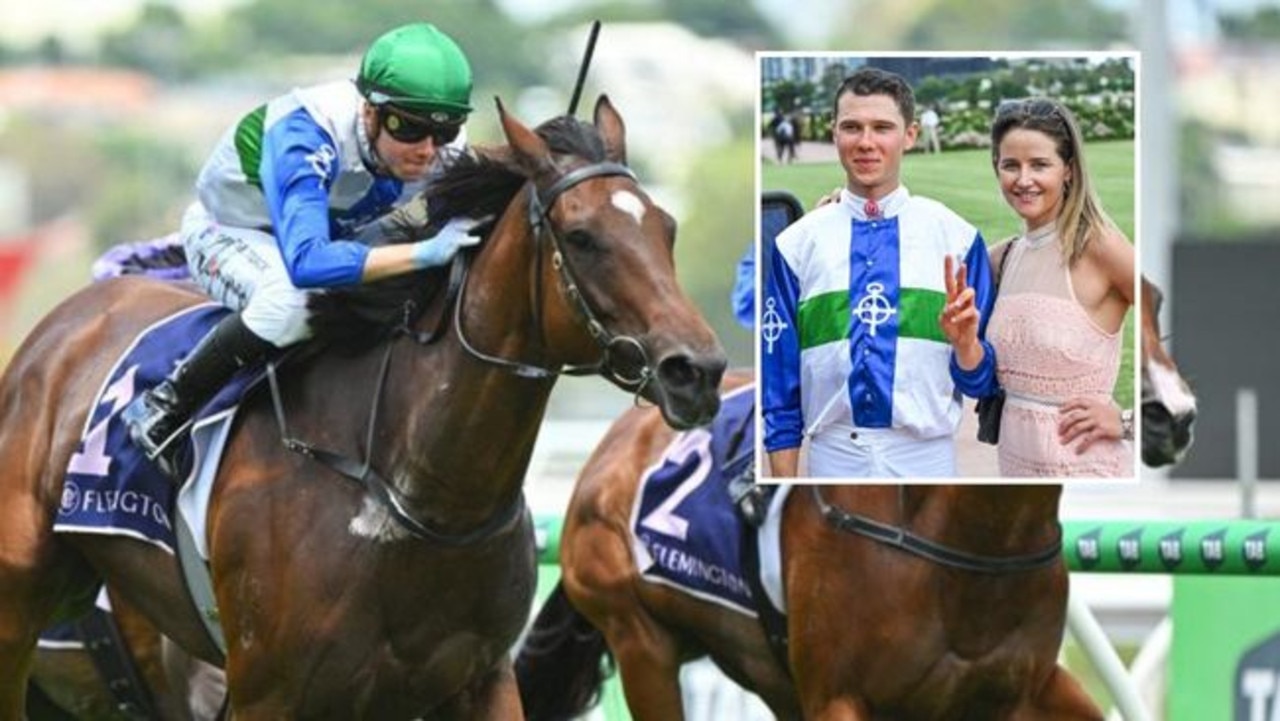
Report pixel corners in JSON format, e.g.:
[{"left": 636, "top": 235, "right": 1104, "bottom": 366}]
[{"left": 410, "top": 216, "right": 487, "bottom": 269}]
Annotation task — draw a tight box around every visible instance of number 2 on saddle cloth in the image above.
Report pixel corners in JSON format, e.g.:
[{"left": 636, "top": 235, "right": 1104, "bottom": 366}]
[{"left": 631, "top": 383, "right": 758, "bottom": 614}]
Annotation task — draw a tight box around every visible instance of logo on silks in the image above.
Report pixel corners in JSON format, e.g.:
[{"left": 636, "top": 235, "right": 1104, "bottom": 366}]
[
  {"left": 851, "top": 282, "right": 895, "bottom": 337},
  {"left": 1236, "top": 629, "right": 1280, "bottom": 720},
  {"left": 761, "top": 297, "right": 788, "bottom": 354},
  {"left": 305, "top": 144, "right": 337, "bottom": 189}
]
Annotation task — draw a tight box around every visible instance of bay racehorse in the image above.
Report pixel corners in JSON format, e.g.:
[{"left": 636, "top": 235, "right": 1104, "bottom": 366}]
[
  {"left": 1139, "top": 276, "right": 1195, "bottom": 467},
  {"left": 516, "top": 367, "right": 1103, "bottom": 720},
  {"left": 0, "top": 95, "right": 725, "bottom": 719}
]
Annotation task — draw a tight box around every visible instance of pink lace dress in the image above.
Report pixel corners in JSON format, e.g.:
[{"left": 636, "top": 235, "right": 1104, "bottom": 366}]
[{"left": 986, "top": 224, "right": 1132, "bottom": 477}]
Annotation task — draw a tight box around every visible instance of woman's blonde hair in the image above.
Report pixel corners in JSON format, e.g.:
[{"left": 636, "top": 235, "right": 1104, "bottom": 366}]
[{"left": 990, "top": 98, "right": 1119, "bottom": 265}]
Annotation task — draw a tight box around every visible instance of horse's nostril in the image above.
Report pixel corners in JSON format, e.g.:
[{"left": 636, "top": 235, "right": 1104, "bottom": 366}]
[
  {"left": 652, "top": 354, "right": 725, "bottom": 429},
  {"left": 657, "top": 354, "right": 726, "bottom": 389},
  {"left": 1172, "top": 412, "right": 1196, "bottom": 445},
  {"left": 657, "top": 355, "right": 700, "bottom": 388},
  {"left": 1142, "top": 402, "right": 1172, "bottom": 428}
]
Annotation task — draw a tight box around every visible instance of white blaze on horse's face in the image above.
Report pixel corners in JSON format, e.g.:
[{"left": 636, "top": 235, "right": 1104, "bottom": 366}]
[
  {"left": 1146, "top": 358, "right": 1198, "bottom": 418},
  {"left": 611, "top": 190, "right": 646, "bottom": 225}
]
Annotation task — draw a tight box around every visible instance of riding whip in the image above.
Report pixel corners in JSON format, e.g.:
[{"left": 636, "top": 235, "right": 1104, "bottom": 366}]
[{"left": 567, "top": 20, "right": 601, "bottom": 116}]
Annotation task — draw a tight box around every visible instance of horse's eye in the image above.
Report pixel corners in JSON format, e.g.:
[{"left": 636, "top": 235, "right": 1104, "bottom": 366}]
[{"left": 565, "top": 230, "right": 595, "bottom": 249}]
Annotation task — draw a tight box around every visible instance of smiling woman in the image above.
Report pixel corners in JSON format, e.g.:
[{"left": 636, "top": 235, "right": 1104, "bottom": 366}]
[
  {"left": 968, "top": 96, "right": 1137, "bottom": 478},
  {"left": 996, "top": 126, "right": 1071, "bottom": 231}
]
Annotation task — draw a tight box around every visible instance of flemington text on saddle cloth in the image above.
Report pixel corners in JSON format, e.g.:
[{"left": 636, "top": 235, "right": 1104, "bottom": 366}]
[
  {"left": 629, "top": 384, "right": 760, "bottom": 615},
  {"left": 52, "top": 303, "right": 251, "bottom": 554}
]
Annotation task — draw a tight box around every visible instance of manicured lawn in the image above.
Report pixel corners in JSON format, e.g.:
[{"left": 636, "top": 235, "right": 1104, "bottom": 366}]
[{"left": 762, "top": 140, "right": 1136, "bottom": 407}]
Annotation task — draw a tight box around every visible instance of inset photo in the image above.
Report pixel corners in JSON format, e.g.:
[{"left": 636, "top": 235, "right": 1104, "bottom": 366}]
[{"left": 757, "top": 53, "right": 1138, "bottom": 481}]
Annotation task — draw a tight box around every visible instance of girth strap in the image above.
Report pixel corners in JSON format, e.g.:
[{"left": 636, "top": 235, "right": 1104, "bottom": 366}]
[
  {"left": 740, "top": 513, "right": 791, "bottom": 675},
  {"left": 75, "top": 606, "right": 160, "bottom": 721}
]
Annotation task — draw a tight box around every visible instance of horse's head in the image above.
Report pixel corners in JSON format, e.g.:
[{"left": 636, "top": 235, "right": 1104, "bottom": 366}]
[
  {"left": 493, "top": 95, "right": 726, "bottom": 429},
  {"left": 1140, "top": 277, "right": 1196, "bottom": 467}
]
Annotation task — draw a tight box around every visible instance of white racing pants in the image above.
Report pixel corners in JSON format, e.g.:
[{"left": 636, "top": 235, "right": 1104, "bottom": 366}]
[
  {"left": 180, "top": 202, "right": 313, "bottom": 347},
  {"left": 806, "top": 427, "right": 956, "bottom": 479}
]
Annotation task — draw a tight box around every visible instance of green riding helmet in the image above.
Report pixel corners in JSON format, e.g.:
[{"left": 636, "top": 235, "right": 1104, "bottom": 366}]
[{"left": 358, "top": 23, "right": 473, "bottom": 125}]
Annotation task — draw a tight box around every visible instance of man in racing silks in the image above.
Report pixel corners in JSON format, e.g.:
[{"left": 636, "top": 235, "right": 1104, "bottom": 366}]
[
  {"left": 762, "top": 67, "right": 996, "bottom": 478},
  {"left": 124, "top": 23, "right": 486, "bottom": 471}
]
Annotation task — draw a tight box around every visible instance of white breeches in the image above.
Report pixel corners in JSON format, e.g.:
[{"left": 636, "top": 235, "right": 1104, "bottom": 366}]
[
  {"left": 180, "top": 202, "right": 313, "bottom": 346},
  {"left": 806, "top": 428, "right": 956, "bottom": 479}
]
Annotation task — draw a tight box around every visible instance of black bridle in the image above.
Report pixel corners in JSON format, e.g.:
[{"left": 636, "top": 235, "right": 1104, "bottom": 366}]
[
  {"left": 452, "top": 160, "right": 658, "bottom": 396},
  {"left": 810, "top": 486, "right": 1063, "bottom": 574}
]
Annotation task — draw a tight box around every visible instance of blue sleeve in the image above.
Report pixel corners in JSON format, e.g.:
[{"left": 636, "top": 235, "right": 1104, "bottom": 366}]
[
  {"left": 950, "top": 232, "right": 999, "bottom": 398},
  {"left": 762, "top": 241, "right": 804, "bottom": 452},
  {"left": 260, "top": 108, "right": 371, "bottom": 288},
  {"left": 732, "top": 244, "right": 755, "bottom": 330}
]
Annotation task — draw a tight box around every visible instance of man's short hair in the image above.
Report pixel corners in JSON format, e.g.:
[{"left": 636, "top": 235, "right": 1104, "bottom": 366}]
[{"left": 833, "top": 67, "right": 916, "bottom": 126}]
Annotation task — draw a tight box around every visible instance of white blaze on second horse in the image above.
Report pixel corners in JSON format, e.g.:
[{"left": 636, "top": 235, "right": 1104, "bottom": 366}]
[
  {"left": 1147, "top": 358, "right": 1198, "bottom": 419},
  {"left": 611, "top": 190, "right": 646, "bottom": 225}
]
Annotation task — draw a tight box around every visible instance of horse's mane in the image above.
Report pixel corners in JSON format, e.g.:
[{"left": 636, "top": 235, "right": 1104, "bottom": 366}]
[{"left": 307, "top": 115, "right": 608, "bottom": 350}]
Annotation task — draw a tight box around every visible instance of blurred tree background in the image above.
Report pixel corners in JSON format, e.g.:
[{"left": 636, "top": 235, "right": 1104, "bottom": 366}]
[
  {"left": 2, "top": 0, "right": 1279, "bottom": 382},
  {"left": 0, "top": 0, "right": 765, "bottom": 370},
  {"left": 763, "top": 57, "right": 1136, "bottom": 147}
]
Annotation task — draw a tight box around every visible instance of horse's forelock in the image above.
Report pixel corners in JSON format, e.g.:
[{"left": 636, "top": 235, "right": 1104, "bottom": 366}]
[
  {"left": 534, "top": 115, "right": 607, "bottom": 164},
  {"left": 424, "top": 149, "right": 524, "bottom": 228},
  {"left": 424, "top": 116, "right": 605, "bottom": 228}
]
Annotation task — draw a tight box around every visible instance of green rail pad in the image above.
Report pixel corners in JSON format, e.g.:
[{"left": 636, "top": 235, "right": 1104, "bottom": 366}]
[{"left": 1064, "top": 520, "right": 1280, "bottom": 576}]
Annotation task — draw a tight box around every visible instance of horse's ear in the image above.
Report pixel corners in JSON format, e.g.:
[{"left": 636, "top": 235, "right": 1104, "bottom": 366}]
[
  {"left": 593, "top": 94, "right": 627, "bottom": 164},
  {"left": 495, "top": 97, "right": 555, "bottom": 180}
]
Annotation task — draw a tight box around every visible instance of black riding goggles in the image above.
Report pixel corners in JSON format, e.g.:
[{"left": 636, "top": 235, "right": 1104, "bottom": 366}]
[{"left": 378, "top": 106, "right": 461, "bottom": 145}]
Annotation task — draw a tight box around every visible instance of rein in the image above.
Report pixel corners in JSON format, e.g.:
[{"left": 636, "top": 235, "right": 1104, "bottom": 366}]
[{"left": 810, "top": 486, "right": 1062, "bottom": 574}]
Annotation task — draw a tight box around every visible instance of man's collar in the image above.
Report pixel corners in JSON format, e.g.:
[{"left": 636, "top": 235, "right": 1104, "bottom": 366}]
[{"left": 841, "top": 186, "right": 910, "bottom": 220}]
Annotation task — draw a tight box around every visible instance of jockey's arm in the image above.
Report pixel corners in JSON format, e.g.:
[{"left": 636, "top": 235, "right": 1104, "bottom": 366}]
[
  {"left": 262, "top": 113, "right": 373, "bottom": 289},
  {"left": 263, "top": 114, "right": 479, "bottom": 288},
  {"left": 361, "top": 244, "right": 421, "bottom": 282}
]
